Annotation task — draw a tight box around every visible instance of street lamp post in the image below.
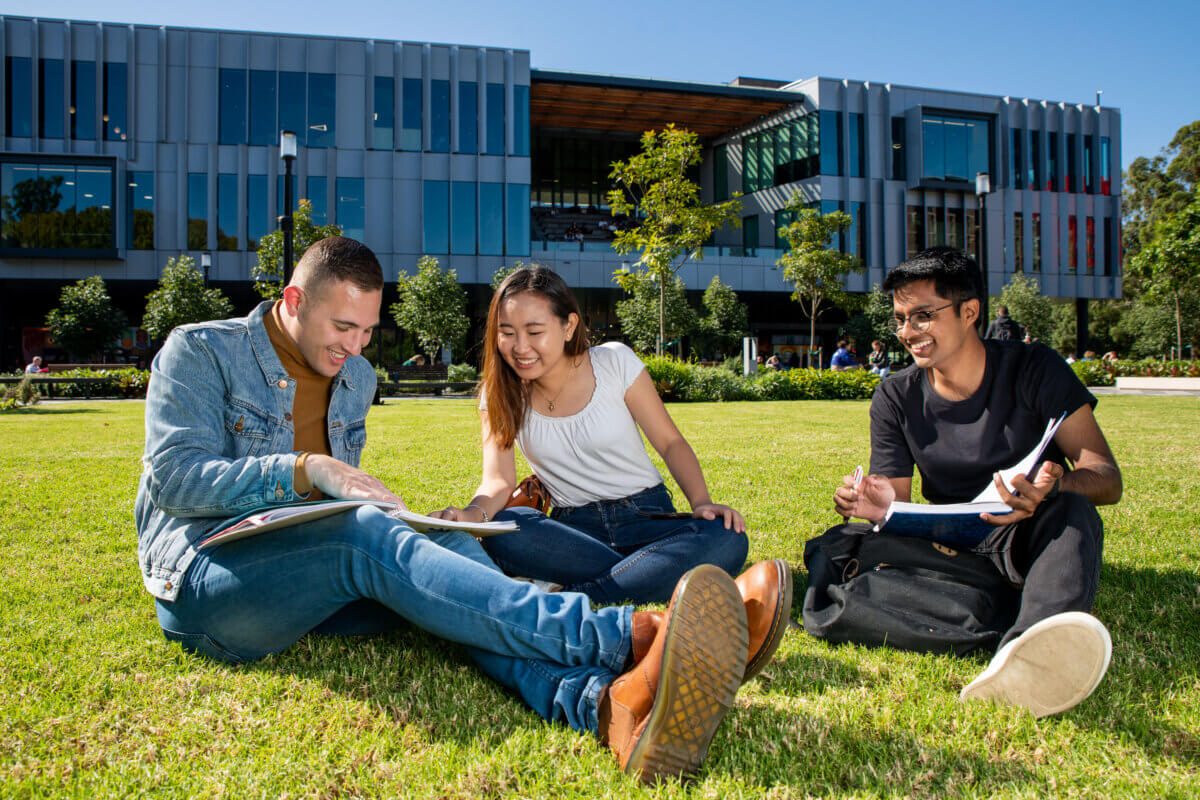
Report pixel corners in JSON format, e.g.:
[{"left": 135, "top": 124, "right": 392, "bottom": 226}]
[
  {"left": 279, "top": 130, "right": 298, "bottom": 285},
  {"left": 200, "top": 252, "right": 212, "bottom": 285},
  {"left": 975, "top": 171, "right": 991, "bottom": 331}
]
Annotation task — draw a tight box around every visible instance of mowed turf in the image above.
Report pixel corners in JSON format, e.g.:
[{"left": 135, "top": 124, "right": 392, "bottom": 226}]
[{"left": 0, "top": 396, "right": 1198, "bottom": 799}]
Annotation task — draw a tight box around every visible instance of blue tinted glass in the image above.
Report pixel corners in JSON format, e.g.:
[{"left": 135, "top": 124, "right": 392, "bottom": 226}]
[
  {"left": 1100, "top": 136, "right": 1111, "bottom": 190},
  {"left": 820, "top": 110, "right": 842, "bottom": 176},
  {"left": 714, "top": 144, "right": 728, "bottom": 201},
  {"left": 217, "top": 173, "right": 238, "bottom": 250},
  {"left": 513, "top": 85, "right": 529, "bottom": 157},
  {"left": 373, "top": 76, "right": 394, "bottom": 149},
  {"left": 791, "top": 118, "right": 809, "bottom": 180},
  {"left": 742, "top": 215, "right": 758, "bottom": 254},
  {"left": 848, "top": 113, "right": 863, "bottom": 178},
  {"left": 451, "top": 181, "right": 476, "bottom": 254},
  {"left": 127, "top": 170, "right": 154, "bottom": 250},
  {"left": 479, "top": 182, "right": 503, "bottom": 255},
  {"left": 968, "top": 119, "right": 989, "bottom": 181},
  {"left": 103, "top": 62, "right": 127, "bottom": 141},
  {"left": 249, "top": 70, "right": 277, "bottom": 146},
  {"left": 486, "top": 83, "right": 504, "bottom": 155},
  {"left": 1048, "top": 132, "right": 1058, "bottom": 191},
  {"left": 774, "top": 125, "right": 791, "bottom": 185},
  {"left": 74, "top": 164, "right": 113, "bottom": 249},
  {"left": 891, "top": 116, "right": 905, "bottom": 180},
  {"left": 431, "top": 80, "right": 450, "bottom": 153},
  {"left": 188, "top": 173, "right": 207, "bottom": 249},
  {"left": 922, "top": 118, "right": 944, "bottom": 180},
  {"left": 307, "top": 73, "right": 335, "bottom": 148},
  {"left": 505, "top": 183, "right": 529, "bottom": 256},
  {"left": 942, "top": 118, "right": 968, "bottom": 181},
  {"left": 1030, "top": 133, "right": 1041, "bottom": 190},
  {"left": 39, "top": 59, "right": 64, "bottom": 139},
  {"left": 336, "top": 177, "right": 364, "bottom": 242},
  {"left": 5, "top": 57, "right": 32, "bottom": 138},
  {"left": 758, "top": 132, "right": 773, "bottom": 191},
  {"left": 37, "top": 164, "right": 74, "bottom": 247},
  {"left": 401, "top": 78, "right": 422, "bottom": 151},
  {"left": 458, "top": 81, "right": 477, "bottom": 153},
  {"left": 219, "top": 68, "right": 246, "bottom": 145},
  {"left": 1084, "top": 135, "right": 1094, "bottom": 193},
  {"left": 423, "top": 180, "right": 449, "bottom": 254},
  {"left": 1011, "top": 128, "right": 1023, "bottom": 189},
  {"left": 743, "top": 134, "right": 758, "bottom": 194},
  {"left": 276, "top": 173, "right": 297, "bottom": 214},
  {"left": 71, "top": 61, "right": 96, "bottom": 140},
  {"left": 278, "top": 71, "right": 306, "bottom": 145},
  {"left": 307, "top": 176, "right": 327, "bottom": 225},
  {"left": 247, "top": 174, "right": 267, "bottom": 250}
]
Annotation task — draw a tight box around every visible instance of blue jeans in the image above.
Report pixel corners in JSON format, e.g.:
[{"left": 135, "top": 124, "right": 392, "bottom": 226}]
[
  {"left": 154, "top": 505, "right": 632, "bottom": 734},
  {"left": 486, "top": 484, "right": 749, "bottom": 605}
]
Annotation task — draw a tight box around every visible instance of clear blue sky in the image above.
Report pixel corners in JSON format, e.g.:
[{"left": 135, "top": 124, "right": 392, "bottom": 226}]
[{"left": 12, "top": 0, "right": 1197, "bottom": 170}]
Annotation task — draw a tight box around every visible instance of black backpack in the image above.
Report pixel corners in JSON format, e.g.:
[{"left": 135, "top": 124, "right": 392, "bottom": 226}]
[
  {"left": 801, "top": 528, "right": 1019, "bottom": 656},
  {"left": 994, "top": 317, "right": 1022, "bottom": 341}
]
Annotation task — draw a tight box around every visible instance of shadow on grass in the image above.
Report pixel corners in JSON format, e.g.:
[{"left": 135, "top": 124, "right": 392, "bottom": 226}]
[{"left": 2, "top": 405, "right": 101, "bottom": 416}]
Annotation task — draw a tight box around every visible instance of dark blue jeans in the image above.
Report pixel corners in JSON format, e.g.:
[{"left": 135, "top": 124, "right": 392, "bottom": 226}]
[{"left": 487, "top": 484, "right": 749, "bottom": 605}]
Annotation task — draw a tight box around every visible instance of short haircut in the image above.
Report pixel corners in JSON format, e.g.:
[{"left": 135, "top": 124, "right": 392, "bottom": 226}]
[
  {"left": 837, "top": 339, "right": 848, "bottom": 348},
  {"left": 881, "top": 246, "right": 983, "bottom": 303},
  {"left": 292, "top": 236, "right": 384, "bottom": 298},
  {"left": 998, "top": 305, "right": 1010, "bottom": 316}
]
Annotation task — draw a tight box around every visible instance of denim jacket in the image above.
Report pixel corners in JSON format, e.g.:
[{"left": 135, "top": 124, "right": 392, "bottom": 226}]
[{"left": 134, "top": 301, "right": 375, "bottom": 601}]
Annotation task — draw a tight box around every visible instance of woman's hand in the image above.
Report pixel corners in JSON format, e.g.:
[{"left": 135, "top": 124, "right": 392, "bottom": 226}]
[
  {"left": 691, "top": 503, "right": 746, "bottom": 533},
  {"left": 833, "top": 473, "right": 894, "bottom": 523},
  {"left": 429, "top": 505, "right": 487, "bottom": 523}
]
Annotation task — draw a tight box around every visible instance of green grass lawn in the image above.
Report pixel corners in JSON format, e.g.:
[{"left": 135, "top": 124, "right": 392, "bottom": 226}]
[{"left": 1, "top": 396, "right": 1198, "bottom": 798}]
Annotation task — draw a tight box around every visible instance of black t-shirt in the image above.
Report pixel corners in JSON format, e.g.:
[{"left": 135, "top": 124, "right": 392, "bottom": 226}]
[{"left": 869, "top": 340, "right": 1096, "bottom": 504}]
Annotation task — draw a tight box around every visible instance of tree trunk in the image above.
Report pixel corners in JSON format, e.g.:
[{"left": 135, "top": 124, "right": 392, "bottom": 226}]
[
  {"left": 658, "top": 277, "right": 665, "bottom": 357},
  {"left": 1176, "top": 290, "right": 1183, "bottom": 360},
  {"left": 809, "top": 296, "right": 820, "bottom": 369}
]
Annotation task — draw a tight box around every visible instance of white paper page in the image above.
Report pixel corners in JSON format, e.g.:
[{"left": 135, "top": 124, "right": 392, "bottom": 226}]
[{"left": 970, "top": 414, "right": 1067, "bottom": 503}]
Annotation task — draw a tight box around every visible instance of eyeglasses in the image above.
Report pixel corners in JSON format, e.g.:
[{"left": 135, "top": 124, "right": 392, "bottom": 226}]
[{"left": 887, "top": 302, "right": 960, "bottom": 334}]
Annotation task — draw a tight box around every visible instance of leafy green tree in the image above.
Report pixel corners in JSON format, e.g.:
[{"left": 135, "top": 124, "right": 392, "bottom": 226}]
[
  {"left": 45, "top": 275, "right": 129, "bottom": 360},
  {"left": 996, "top": 273, "right": 1055, "bottom": 343},
  {"left": 692, "top": 276, "right": 748, "bottom": 359},
  {"left": 489, "top": 261, "right": 538, "bottom": 290},
  {"left": 1123, "top": 119, "right": 1199, "bottom": 261},
  {"left": 608, "top": 125, "right": 742, "bottom": 354},
  {"left": 842, "top": 284, "right": 898, "bottom": 354},
  {"left": 252, "top": 199, "right": 342, "bottom": 300},
  {"left": 142, "top": 254, "right": 235, "bottom": 342},
  {"left": 613, "top": 268, "right": 697, "bottom": 355},
  {"left": 776, "top": 198, "right": 863, "bottom": 366},
  {"left": 391, "top": 256, "right": 470, "bottom": 362},
  {"left": 1129, "top": 196, "right": 1200, "bottom": 357}
]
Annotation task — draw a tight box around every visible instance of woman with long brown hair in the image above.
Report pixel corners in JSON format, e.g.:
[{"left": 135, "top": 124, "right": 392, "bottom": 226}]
[{"left": 433, "top": 264, "right": 752, "bottom": 604}]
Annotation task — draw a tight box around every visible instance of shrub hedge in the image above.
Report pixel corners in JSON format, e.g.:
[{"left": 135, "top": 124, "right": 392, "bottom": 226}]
[
  {"left": 1070, "top": 359, "right": 1200, "bottom": 387},
  {"left": 642, "top": 356, "right": 881, "bottom": 402}
]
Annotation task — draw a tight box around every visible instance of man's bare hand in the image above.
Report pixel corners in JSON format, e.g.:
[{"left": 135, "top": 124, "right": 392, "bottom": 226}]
[
  {"left": 304, "top": 454, "right": 408, "bottom": 508},
  {"left": 979, "top": 461, "right": 1064, "bottom": 526},
  {"left": 834, "top": 473, "right": 895, "bottom": 523}
]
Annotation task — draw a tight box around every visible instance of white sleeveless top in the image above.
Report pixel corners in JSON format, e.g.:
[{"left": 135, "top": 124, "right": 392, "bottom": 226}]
[{"left": 482, "top": 342, "right": 663, "bottom": 508}]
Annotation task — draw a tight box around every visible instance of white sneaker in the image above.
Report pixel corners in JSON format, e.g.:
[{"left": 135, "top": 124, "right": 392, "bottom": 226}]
[{"left": 960, "top": 611, "right": 1112, "bottom": 718}]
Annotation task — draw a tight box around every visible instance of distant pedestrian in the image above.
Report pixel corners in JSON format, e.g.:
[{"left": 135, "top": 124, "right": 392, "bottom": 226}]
[
  {"left": 25, "top": 356, "right": 48, "bottom": 374},
  {"left": 985, "top": 306, "right": 1025, "bottom": 341},
  {"left": 867, "top": 340, "right": 890, "bottom": 378},
  {"left": 830, "top": 340, "right": 860, "bottom": 372}
]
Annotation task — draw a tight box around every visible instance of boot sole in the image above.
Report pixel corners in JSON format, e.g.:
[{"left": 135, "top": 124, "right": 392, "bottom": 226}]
[
  {"left": 743, "top": 559, "right": 794, "bottom": 682},
  {"left": 624, "top": 564, "right": 749, "bottom": 784}
]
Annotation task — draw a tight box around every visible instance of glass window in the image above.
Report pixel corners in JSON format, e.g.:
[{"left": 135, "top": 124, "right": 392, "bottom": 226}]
[
  {"left": 39, "top": 59, "right": 65, "bottom": 139},
  {"left": 373, "top": 76, "right": 394, "bottom": 150},
  {"left": 742, "top": 134, "right": 759, "bottom": 195},
  {"left": 71, "top": 60, "right": 96, "bottom": 140},
  {"left": 758, "top": 131, "right": 774, "bottom": 193},
  {"left": 217, "top": 173, "right": 238, "bottom": 251},
  {"left": 74, "top": 164, "right": 113, "bottom": 249},
  {"left": 849, "top": 202, "right": 866, "bottom": 260},
  {"left": 479, "top": 182, "right": 503, "bottom": 256},
  {"left": 513, "top": 84, "right": 530, "bottom": 157},
  {"left": 947, "top": 208, "right": 964, "bottom": 250},
  {"left": 774, "top": 124, "right": 791, "bottom": 185},
  {"left": 336, "top": 177, "right": 364, "bottom": 241},
  {"left": 713, "top": 144, "right": 728, "bottom": 202},
  {"left": 848, "top": 113, "right": 864, "bottom": 178},
  {"left": 307, "top": 73, "right": 335, "bottom": 148},
  {"left": 247, "top": 174, "right": 267, "bottom": 251},
  {"left": 742, "top": 214, "right": 758, "bottom": 256},
  {"left": 966, "top": 208, "right": 979, "bottom": 257},
  {"left": 505, "top": 183, "right": 530, "bottom": 256},
  {"left": 819, "top": 110, "right": 842, "bottom": 176},
  {"left": 943, "top": 119, "right": 969, "bottom": 181},
  {"left": 922, "top": 114, "right": 990, "bottom": 182},
  {"left": 458, "top": 81, "right": 478, "bottom": 154},
  {"left": 401, "top": 78, "right": 422, "bottom": 151},
  {"left": 1047, "top": 132, "right": 1059, "bottom": 191},
  {"left": 1, "top": 160, "right": 116, "bottom": 251},
  {"left": 307, "top": 176, "right": 327, "bottom": 226},
  {"left": 1103, "top": 217, "right": 1113, "bottom": 276},
  {"left": 1067, "top": 215, "right": 1078, "bottom": 272},
  {"left": 127, "top": 170, "right": 154, "bottom": 250},
  {"left": 1032, "top": 213, "right": 1041, "bottom": 272},
  {"left": 188, "top": 173, "right": 207, "bottom": 250},
  {"left": 1100, "top": 137, "right": 1111, "bottom": 195},
  {"left": 906, "top": 205, "right": 924, "bottom": 258},
  {"left": 451, "top": 181, "right": 476, "bottom": 254},
  {"left": 278, "top": 71, "right": 305, "bottom": 145},
  {"left": 774, "top": 209, "right": 793, "bottom": 250},
  {"left": 103, "top": 62, "right": 127, "bottom": 142},
  {"left": 219, "top": 68, "right": 247, "bottom": 145},
  {"left": 5, "top": 57, "right": 32, "bottom": 138},
  {"left": 1066, "top": 133, "right": 1078, "bottom": 193},
  {"left": 431, "top": 80, "right": 450, "bottom": 153},
  {"left": 891, "top": 116, "right": 905, "bottom": 180},
  {"left": 1013, "top": 212, "right": 1024, "bottom": 272},
  {"left": 926, "top": 206, "right": 943, "bottom": 247},
  {"left": 423, "top": 180, "right": 449, "bottom": 254},
  {"left": 485, "top": 83, "right": 505, "bottom": 155},
  {"left": 1086, "top": 217, "right": 1095, "bottom": 274},
  {"left": 1011, "top": 128, "right": 1024, "bottom": 190},
  {"left": 806, "top": 115, "right": 819, "bottom": 178},
  {"left": 276, "top": 173, "right": 297, "bottom": 216},
  {"left": 1030, "top": 132, "right": 1041, "bottom": 191},
  {"left": 1084, "top": 134, "right": 1095, "bottom": 194},
  {"left": 249, "top": 70, "right": 277, "bottom": 146}
]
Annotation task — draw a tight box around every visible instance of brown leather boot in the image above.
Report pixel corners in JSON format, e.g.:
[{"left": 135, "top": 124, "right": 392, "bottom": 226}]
[
  {"left": 598, "top": 564, "right": 747, "bottom": 784},
  {"left": 634, "top": 559, "right": 793, "bottom": 683}
]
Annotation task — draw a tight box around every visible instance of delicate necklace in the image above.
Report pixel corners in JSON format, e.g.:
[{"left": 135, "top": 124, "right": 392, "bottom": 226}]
[{"left": 536, "top": 357, "right": 578, "bottom": 412}]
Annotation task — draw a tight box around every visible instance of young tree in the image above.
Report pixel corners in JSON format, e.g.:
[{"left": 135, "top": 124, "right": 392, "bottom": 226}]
[
  {"left": 142, "top": 255, "right": 235, "bottom": 342},
  {"left": 45, "top": 275, "right": 129, "bottom": 361},
  {"left": 252, "top": 199, "right": 342, "bottom": 300},
  {"left": 996, "top": 273, "right": 1055, "bottom": 343},
  {"left": 1123, "top": 119, "right": 1199, "bottom": 261},
  {"left": 775, "top": 198, "right": 863, "bottom": 366},
  {"left": 693, "top": 275, "right": 748, "bottom": 359},
  {"left": 1129, "top": 196, "right": 1200, "bottom": 357},
  {"left": 842, "top": 284, "right": 899, "bottom": 355},
  {"left": 608, "top": 125, "right": 742, "bottom": 355},
  {"left": 613, "top": 268, "right": 697, "bottom": 355},
  {"left": 391, "top": 256, "right": 470, "bottom": 363}
]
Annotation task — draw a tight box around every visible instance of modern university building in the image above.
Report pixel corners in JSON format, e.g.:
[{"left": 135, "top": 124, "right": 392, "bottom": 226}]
[{"left": 0, "top": 15, "right": 1122, "bottom": 368}]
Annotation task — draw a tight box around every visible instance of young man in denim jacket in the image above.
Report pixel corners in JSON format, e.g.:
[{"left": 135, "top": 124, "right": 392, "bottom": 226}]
[{"left": 134, "top": 236, "right": 789, "bottom": 784}]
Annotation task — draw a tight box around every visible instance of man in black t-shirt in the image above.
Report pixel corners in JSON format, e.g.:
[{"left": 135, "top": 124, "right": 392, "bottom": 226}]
[{"left": 831, "top": 247, "right": 1123, "bottom": 718}]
